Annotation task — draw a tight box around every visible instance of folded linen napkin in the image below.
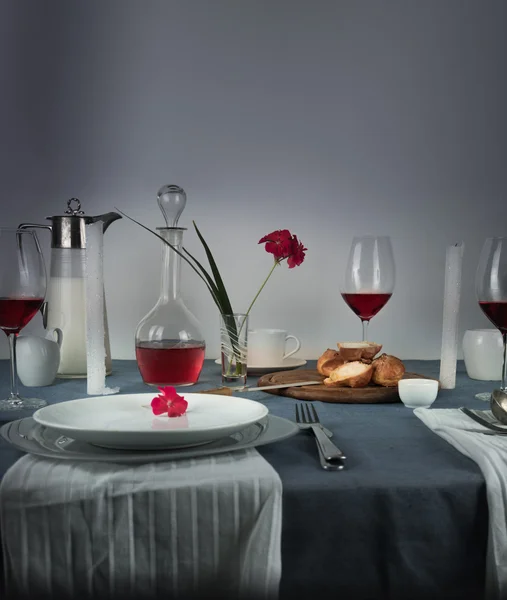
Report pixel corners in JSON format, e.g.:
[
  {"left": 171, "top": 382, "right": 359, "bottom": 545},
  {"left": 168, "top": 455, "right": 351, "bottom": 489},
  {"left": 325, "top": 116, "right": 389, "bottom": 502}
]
[
  {"left": 414, "top": 407, "right": 507, "bottom": 600},
  {"left": 0, "top": 449, "right": 282, "bottom": 600}
]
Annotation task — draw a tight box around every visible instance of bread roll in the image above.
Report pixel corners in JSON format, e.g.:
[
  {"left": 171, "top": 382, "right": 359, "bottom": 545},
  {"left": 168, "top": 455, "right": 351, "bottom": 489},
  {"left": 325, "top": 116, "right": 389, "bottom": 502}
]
[
  {"left": 317, "top": 349, "right": 345, "bottom": 376},
  {"left": 337, "top": 342, "right": 382, "bottom": 362},
  {"left": 324, "top": 361, "right": 373, "bottom": 388},
  {"left": 371, "top": 353, "right": 405, "bottom": 387}
]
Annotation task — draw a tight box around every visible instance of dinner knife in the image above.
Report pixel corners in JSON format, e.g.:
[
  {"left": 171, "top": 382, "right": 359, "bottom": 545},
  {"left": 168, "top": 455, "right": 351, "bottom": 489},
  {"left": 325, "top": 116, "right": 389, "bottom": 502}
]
[{"left": 201, "top": 380, "right": 322, "bottom": 396}]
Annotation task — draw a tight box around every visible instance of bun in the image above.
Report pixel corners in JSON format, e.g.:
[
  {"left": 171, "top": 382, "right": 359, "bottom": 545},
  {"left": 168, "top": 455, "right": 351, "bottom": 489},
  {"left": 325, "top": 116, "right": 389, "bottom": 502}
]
[
  {"left": 371, "top": 354, "right": 405, "bottom": 387},
  {"left": 317, "top": 343, "right": 405, "bottom": 389}
]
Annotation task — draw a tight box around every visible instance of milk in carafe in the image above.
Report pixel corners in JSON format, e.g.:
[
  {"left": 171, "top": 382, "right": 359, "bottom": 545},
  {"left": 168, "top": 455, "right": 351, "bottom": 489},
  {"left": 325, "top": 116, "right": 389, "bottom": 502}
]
[{"left": 46, "top": 276, "right": 112, "bottom": 377}]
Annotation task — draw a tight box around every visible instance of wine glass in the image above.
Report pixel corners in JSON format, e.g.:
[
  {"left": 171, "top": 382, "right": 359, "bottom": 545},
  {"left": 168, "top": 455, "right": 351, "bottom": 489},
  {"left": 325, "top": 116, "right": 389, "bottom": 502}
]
[
  {"left": 341, "top": 236, "right": 395, "bottom": 341},
  {"left": 0, "top": 228, "right": 47, "bottom": 411},
  {"left": 475, "top": 237, "right": 507, "bottom": 401}
]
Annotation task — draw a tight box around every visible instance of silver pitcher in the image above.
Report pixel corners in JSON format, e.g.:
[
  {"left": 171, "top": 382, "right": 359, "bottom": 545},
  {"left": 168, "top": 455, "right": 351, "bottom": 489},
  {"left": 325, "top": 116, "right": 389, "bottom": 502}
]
[{"left": 20, "top": 198, "right": 121, "bottom": 378}]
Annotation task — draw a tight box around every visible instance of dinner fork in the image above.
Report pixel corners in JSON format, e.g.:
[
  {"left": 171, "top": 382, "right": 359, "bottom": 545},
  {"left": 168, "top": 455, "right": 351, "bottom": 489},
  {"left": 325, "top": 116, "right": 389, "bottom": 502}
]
[{"left": 295, "top": 403, "right": 346, "bottom": 464}]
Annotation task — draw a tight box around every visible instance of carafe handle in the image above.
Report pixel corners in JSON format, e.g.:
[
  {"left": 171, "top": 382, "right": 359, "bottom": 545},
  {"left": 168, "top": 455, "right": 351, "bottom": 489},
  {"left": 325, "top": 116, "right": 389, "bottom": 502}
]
[
  {"left": 17, "top": 223, "right": 51, "bottom": 256},
  {"left": 18, "top": 223, "right": 52, "bottom": 233}
]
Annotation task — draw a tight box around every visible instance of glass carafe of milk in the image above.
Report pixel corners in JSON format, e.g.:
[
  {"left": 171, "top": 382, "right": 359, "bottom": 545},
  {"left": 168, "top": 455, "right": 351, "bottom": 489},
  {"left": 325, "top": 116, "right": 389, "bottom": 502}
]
[{"left": 20, "top": 198, "right": 121, "bottom": 378}]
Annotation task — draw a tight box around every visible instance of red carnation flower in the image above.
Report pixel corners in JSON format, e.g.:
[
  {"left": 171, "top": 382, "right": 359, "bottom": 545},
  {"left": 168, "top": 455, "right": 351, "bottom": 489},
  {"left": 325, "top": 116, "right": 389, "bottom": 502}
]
[
  {"left": 287, "top": 236, "right": 306, "bottom": 268},
  {"left": 151, "top": 386, "right": 188, "bottom": 418},
  {"left": 259, "top": 229, "right": 307, "bottom": 268},
  {"left": 258, "top": 229, "right": 293, "bottom": 261}
]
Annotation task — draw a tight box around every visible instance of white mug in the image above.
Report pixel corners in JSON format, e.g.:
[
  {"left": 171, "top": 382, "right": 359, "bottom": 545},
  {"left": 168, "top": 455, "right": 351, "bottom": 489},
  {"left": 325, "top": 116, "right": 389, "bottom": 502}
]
[
  {"left": 17, "top": 329, "right": 63, "bottom": 387},
  {"left": 248, "top": 328, "right": 301, "bottom": 366},
  {"left": 463, "top": 329, "right": 503, "bottom": 381}
]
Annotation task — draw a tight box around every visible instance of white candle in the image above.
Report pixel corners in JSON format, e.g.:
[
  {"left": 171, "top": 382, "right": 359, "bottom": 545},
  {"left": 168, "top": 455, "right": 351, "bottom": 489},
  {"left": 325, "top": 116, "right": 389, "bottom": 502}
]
[
  {"left": 439, "top": 242, "right": 465, "bottom": 389},
  {"left": 85, "top": 222, "right": 119, "bottom": 396}
]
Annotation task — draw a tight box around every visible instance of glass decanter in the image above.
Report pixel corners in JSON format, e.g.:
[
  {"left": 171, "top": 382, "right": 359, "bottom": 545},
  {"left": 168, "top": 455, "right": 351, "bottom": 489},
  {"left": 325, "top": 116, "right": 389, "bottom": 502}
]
[{"left": 135, "top": 185, "right": 206, "bottom": 386}]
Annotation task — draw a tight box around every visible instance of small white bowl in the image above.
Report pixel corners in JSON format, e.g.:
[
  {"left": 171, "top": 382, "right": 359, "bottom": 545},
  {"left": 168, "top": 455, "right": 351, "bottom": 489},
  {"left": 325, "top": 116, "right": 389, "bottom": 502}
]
[{"left": 398, "top": 378, "right": 439, "bottom": 408}]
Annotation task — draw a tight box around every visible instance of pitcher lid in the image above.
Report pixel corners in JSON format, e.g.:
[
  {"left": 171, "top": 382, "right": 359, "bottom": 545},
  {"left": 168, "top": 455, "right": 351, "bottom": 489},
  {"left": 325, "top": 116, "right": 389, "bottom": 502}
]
[
  {"left": 45, "top": 198, "right": 121, "bottom": 249},
  {"left": 46, "top": 197, "right": 87, "bottom": 219}
]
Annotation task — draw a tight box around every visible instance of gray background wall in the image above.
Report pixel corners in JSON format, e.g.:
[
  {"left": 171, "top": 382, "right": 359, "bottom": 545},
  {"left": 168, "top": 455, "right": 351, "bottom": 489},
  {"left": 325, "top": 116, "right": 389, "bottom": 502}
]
[{"left": 1, "top": 0, "right": 506, "bottom": 360}]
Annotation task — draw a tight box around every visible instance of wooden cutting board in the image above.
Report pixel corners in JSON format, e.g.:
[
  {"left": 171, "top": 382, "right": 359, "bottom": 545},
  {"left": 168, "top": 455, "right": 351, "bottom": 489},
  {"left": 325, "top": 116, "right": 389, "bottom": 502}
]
[{"left": 256, "top": 369, "right": 434, "bottom": 403}]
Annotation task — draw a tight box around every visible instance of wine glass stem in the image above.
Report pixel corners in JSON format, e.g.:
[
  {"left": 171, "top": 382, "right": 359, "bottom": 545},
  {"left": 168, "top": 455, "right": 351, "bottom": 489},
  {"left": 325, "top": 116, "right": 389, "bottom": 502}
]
[
  {"left": 8, "top": 333, "right": 20, "bottom": 399},
  {"left": 502, "top": 333, "right": 507, "bottom": 392},
  {"left": 361, "top": 320, "right": 369, "bottom": 342}
]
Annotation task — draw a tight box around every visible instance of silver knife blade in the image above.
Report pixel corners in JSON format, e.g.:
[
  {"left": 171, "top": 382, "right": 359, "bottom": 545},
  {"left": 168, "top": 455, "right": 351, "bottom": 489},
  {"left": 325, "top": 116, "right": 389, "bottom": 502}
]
[
  {"left": 241, "top": 380, "right": 321, "bottom": 393},
  {"left": 199, "top": 380, "right": 322, "bottom": 397}
]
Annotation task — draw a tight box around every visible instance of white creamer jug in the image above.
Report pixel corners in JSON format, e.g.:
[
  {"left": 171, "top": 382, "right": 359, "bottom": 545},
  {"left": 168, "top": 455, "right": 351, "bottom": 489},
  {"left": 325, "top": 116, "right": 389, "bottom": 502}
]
[
  {"left": 17, "top": 328, "right": 63, "bottom": 387},
  {"left": 463, "top": 329, "right": 503, "bottom": 381},
  {"left": 20, "top": 198, "right": 121, "bottom": 378}
]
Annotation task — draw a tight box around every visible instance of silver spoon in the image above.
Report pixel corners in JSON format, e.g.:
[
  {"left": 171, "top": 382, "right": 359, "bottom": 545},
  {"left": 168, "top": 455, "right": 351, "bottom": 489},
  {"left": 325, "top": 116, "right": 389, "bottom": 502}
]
[{"left": 490, "top": 389, "right": 507, "bottom": 425}]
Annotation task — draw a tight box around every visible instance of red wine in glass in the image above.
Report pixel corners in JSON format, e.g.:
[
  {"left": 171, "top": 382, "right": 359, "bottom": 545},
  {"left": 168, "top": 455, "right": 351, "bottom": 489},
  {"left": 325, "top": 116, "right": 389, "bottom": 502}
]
[
  {"left": 476, "top": 237, "right": 507, "bottom": 396},
  {"left": 0, "top": 297, "right": 44, "bottom": 334},
  {"left": 0, "top": 228, "right": 47, "bottom": 411},
  {"left": 136, "top": 340, "right": 205, "bottom": 386},
  {"left": 341, "top": 292, "right": 392, "bottom": 322},
  {"left": 341, "top": 236, "right": 395, "bottom": 341},
  {"left": 478, "top": 301, "right": 507, "bottom": 335}
]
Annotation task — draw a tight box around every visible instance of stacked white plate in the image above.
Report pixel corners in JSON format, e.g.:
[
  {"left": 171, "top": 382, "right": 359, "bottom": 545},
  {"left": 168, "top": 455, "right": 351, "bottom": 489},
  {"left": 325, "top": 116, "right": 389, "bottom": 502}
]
[
  {"left": 0, "top": 392, "right": 299, "bottom": 463},
  {"left": 32, "top": 393, "right": 270, "bottom": 450}
]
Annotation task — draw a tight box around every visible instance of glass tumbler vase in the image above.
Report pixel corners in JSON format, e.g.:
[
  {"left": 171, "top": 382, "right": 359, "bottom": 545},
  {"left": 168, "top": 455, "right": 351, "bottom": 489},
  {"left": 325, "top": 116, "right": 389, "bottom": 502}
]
[{"left": 220, "top": 313, "right": 248, "bottom": 386}]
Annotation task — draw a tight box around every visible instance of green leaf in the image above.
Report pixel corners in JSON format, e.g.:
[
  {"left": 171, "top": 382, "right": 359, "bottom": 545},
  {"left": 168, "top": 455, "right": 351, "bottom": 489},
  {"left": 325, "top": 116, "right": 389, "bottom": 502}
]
[
  {"left": 115, "top": 209, "right": 223, "bottom": 309},
  {"left": 192, "top": 221, "right": 234, "bottom": 315},
  {"left": 191, "top": 221, "right": 240, "bottom": 361},
  {"left": 182, "top": 247, "right": 223, "bottom": 303}
]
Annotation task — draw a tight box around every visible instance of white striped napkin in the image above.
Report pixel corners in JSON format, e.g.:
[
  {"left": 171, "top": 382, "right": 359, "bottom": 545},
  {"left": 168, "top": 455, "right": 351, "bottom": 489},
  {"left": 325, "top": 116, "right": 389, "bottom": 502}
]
[
  {"left": 414, "top": 407, "right": 507, "bottom": 600},
  {"left": 0, "top": 449, "right": 282, "bottom": 600}
]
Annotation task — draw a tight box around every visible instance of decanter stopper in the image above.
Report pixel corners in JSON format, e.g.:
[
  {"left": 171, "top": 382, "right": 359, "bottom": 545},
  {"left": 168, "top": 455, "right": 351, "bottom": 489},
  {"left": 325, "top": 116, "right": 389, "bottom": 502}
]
[{"left": 157, "top": 185, "right": 187, "bottom": 228}]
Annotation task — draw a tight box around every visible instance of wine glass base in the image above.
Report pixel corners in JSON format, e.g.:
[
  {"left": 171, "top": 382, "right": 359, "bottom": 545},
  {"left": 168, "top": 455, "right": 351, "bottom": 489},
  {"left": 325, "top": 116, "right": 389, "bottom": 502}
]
[
  {"left": 0, "top": 397, "right": 47, "bottom": 411},
  {"left": 475, "top": 392, "right": 492, "bottom": 402}
]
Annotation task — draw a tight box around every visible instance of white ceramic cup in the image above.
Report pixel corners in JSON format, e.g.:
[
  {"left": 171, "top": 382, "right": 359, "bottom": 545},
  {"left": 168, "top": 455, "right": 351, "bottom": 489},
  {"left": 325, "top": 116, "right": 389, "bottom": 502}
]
[
  {"left": 398, "top": 378, "right": 439, "bottom": 409},
  {"left": 16, "top": 328, "right": 63, "bottom": 387},
  {"left": 248, "top": 329, "right": 301, "bottom": 366},
  {"left": 463, "top": 329, "right": 503, "bottom": 381}
]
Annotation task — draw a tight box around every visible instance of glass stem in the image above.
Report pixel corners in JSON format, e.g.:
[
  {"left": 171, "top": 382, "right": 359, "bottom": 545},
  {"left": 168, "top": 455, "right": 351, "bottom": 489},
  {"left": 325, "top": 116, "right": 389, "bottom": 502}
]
[
  {"left": 361, "top": 320, "right": 369, "bottom": 342},
  {"left": 502, "top": 333, "right": 507, "bottom": 391},
  {"left": 8, "top": 333, "right": 20, "bottom": 399}
]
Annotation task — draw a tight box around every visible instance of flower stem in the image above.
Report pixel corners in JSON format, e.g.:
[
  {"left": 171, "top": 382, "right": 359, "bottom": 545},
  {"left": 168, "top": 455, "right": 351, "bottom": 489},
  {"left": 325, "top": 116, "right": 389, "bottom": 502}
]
[
  {"left": 244, "top": 260, "right": 280, "bottom": 319},
  {"left": 224, "top": 261, "right": 280, "bottom": 379}
]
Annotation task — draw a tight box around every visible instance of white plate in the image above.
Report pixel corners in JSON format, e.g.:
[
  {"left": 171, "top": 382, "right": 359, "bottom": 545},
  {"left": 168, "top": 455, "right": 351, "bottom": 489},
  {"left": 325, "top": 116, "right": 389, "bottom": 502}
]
[
  {"left": 32, "top": 393, "right": 269, "bottom": 450},
  {"left": 1, "top": 415, "right": 298, "bottom": 464},
  {"left": 214, "top": 357, "right": 307, "bottom": 374}
]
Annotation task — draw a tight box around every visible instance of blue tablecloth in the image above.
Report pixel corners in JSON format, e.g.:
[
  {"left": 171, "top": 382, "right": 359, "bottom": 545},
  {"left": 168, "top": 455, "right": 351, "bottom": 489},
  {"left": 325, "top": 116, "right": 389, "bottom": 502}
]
[{"left": 0, "top": 360, "right": 491, "bottom": 600}]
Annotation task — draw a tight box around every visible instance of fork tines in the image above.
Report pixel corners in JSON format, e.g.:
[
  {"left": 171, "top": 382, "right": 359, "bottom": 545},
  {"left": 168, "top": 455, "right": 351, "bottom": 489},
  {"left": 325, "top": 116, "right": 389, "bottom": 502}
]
[{"left": 296, "top": 402, "right": 319, "bottom": 423}]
